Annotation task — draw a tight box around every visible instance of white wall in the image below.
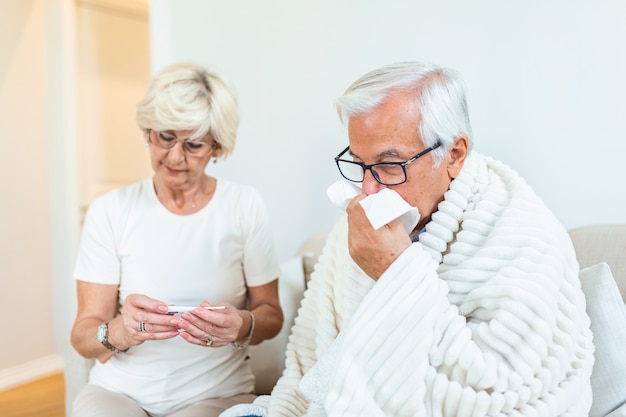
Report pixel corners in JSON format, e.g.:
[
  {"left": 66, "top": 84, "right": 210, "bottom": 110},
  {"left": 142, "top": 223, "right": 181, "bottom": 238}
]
[
  {"left": 0, "top": 0, "right": 75, "bottom": 386},
  {"left": 151, "top": 0, "right": 626, "bottom": 262}
]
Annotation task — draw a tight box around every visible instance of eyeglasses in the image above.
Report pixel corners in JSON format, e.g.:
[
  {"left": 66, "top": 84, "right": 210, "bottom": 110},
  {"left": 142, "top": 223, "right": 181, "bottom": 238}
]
[
  {"left": 147, "top": 129, "right": 214, "bottom": 157},
  {"left": 334, "top": 141, "right": 442, "bottom": 186}
]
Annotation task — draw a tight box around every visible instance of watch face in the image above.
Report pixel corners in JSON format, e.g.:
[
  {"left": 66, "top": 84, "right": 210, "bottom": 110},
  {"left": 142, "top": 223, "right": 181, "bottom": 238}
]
[{"left": 97, "top": 323, "right": 107, "bottom": 343}]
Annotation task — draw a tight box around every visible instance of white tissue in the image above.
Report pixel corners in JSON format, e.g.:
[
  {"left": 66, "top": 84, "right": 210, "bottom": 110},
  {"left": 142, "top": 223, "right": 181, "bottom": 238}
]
[
  {"left": 326, "top": 180, "right": 361, "bottom": 210},
  {"left": 326, "top": 180, "right": 420, "bottom": 233}
]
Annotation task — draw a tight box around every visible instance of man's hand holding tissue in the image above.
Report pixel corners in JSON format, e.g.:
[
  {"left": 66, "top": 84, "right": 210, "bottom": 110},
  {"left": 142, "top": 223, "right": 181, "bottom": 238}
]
[{"left": 346, "top": 193, "right": 412, "bottom": 280}]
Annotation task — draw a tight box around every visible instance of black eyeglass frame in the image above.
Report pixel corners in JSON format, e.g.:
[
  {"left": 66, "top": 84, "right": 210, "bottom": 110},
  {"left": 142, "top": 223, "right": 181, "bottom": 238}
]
[{"left": 334, "top": 140, "right": 443, "bottom": 186}]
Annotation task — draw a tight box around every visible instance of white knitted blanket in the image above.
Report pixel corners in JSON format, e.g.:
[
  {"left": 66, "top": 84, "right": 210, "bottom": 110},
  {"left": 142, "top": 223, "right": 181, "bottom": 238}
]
[{"left": 221, "top": 153, "right": 594, "bottom": 417}]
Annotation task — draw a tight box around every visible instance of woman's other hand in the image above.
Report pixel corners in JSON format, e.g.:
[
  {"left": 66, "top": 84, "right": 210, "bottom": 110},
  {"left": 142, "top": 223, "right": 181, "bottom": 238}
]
[
  {"left": 176, "top": 302, "right": 241, "bottom": 348},
  {"left": 176, "top": 279, "right": 284, "bottom": 348}
]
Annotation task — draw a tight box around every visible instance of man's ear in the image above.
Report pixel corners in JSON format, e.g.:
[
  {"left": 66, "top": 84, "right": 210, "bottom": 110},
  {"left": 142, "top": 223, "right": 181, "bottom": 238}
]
[{"left": 447, "top": 135, "right": 468, "bottom": 179}]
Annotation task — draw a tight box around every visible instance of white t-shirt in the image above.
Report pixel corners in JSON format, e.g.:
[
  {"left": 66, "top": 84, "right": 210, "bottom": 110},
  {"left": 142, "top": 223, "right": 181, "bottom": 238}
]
[{"left": 73, "top": 178, "right": 280, "bottom": 416}]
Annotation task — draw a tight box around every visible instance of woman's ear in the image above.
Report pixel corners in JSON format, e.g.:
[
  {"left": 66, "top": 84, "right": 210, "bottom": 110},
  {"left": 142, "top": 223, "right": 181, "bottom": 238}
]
[
  {"left": 210, "top": 142, "right": 223, "bottom": 160},
  {"left": 447, "top": 135, "right": 468, "bottom": 179}
]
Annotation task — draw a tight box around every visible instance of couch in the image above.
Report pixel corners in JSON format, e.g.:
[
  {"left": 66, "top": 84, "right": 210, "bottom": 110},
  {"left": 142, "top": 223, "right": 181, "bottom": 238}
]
[
  {"left": 63, "top": 226, "right": 625, "bottom": 416},
  {"left": 568, "top": 225, "right": 626, "bottom": 417}
]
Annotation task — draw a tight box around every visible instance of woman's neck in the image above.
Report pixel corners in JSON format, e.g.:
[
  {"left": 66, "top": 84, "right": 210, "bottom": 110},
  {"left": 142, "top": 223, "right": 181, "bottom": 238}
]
[{"left": 153, "top": 175, "right": 216, "bottom": 214}]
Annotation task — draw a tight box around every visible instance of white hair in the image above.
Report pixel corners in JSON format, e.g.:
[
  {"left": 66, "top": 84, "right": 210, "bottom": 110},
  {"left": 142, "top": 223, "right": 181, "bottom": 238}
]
[
  {"left": 334, "top": 62, "right": 473, "bottom": 164},
  {"left": 136, "top": 62, "right": 239, "bottom": 159}
]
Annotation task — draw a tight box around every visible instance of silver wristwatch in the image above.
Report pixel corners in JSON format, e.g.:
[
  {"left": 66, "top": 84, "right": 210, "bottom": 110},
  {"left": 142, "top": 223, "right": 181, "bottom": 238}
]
[{"left": 97, "top": 321, "right": 128, "bottom": 354}]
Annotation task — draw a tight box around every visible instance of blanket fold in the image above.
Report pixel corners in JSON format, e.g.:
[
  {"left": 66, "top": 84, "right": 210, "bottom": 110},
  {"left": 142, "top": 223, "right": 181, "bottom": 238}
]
[{"left": 220, "top": 152, "right": 594, "bottom": 417}]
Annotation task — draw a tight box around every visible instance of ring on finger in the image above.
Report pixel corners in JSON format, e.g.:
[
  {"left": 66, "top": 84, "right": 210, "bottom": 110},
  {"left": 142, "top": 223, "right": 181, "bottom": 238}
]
[
  {"left": 138, "top": 321, "right": 146, "bottom": 332},
  {"left": 206, "top": 335, "right": 214, "bottom": 347}
]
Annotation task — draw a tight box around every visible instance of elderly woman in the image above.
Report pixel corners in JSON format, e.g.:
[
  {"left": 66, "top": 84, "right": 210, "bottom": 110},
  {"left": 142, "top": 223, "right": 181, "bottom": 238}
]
[{"left": 70, "top": 62, "right": 284, "bottom": 417}]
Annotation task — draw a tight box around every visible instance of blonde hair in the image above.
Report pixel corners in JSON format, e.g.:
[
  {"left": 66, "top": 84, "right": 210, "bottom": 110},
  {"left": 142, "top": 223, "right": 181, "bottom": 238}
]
[{"left": 136, "top": 62, "right": 239, "bottom": 159}]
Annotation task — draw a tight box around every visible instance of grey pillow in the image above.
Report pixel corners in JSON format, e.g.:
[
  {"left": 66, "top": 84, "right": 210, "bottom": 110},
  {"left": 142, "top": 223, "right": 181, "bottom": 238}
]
[{"left": 580, "top": 262, "right": 626, "bottom": 417}]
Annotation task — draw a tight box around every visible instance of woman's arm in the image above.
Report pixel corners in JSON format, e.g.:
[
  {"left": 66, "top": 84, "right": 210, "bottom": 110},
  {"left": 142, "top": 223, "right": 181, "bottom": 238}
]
[
  {"left": 241, "top": 278, "right": 283, "bottom": 345},
  {"left": 70, "top": 280, "right": 123, "bottom": 363},
  {"left": 71, "top": 281, "right": 180, "bottom": 363}
]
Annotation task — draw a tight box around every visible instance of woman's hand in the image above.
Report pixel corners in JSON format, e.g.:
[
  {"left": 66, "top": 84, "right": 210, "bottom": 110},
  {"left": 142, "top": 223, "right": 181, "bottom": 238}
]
[
  {"left": 174, "top": 281, "right": 283, "bottom": 348},
  {"left": 116, "top": 293, "right": 180, "bottom": 348},
  {"left": 71, "top": 283, "right": 180, "bottom": 362},
  {"left": 346, "top": 193, "right": 412, "bottom": 280},
  {"left": 176, "top": 302, "right": 247, "bottom": 348}
]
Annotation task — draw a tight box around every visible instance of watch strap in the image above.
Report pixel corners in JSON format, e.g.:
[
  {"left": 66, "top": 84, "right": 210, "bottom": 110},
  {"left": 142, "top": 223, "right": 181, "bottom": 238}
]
[{"left": 99, "top": 321, "right": 129, "bottom": 354}]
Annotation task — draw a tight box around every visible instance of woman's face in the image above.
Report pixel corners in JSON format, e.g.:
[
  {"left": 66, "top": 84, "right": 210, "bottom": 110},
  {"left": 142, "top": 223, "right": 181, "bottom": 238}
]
[{"left": 147, "top": 129, "right": 216, "bottom": 188}]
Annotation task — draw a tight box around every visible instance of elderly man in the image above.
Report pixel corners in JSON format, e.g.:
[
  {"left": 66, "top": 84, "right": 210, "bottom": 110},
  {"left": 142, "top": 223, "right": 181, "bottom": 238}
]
[{"left": 222, "top": 62, "right": 594, "bottom": 417}]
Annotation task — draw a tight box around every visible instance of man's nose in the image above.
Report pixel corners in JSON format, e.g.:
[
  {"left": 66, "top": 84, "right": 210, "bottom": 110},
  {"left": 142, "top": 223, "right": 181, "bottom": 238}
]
[{"left": 361, "top": 169, "right": 385, "bottom": 195}]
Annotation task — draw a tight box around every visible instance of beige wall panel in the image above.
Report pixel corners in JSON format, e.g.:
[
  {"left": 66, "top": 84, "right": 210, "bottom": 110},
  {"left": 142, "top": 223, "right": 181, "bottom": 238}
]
[
  {"left": 0, "top": 0, "right": 56, "bottom": 370},
  {"left": 76, "top": 1, "right": 151, "bottom": 209}
]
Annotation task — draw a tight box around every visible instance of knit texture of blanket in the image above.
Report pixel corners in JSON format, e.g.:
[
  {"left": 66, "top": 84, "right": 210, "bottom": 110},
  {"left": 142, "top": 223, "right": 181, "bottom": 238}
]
[{"left": 220, "top": 153, "right": 594, "bottom": 417}]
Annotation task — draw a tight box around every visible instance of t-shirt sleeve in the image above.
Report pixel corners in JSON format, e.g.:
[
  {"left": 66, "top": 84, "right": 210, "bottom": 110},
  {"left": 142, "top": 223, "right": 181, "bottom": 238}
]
[
  {"left": 239, "top": 188, "right": 280, "bottom": 287},
  {"left": 73, "top": 193, "right": 121, "bottom": 285}
]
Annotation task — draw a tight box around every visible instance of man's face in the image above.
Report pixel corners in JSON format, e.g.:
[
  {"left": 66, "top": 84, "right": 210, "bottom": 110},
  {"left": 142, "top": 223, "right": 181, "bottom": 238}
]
[{"left": 347, "top": 90, "right": 466, "bottom": 232}]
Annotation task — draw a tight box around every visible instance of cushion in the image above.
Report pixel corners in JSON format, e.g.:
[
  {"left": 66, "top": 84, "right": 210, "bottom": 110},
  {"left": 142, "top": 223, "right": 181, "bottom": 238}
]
[
  {"left": 296, "top": 233, "right": 327, "bottom": 285},
  {"left": 606, "top": 402, "right": 626, "bottom": 417},
  {"left": 569, "top": 225, "right": 626, "bottom": 302},
  {"left": 580, "top": 262, "right": 626, "bottom": 417},
  {"left": 248, "top": 256, "right": 306, "bottom": 395}
]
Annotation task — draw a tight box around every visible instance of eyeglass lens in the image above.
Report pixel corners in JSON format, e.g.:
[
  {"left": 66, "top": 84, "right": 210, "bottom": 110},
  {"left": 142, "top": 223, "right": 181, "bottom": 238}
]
[
  {"left": 149, "top": 130, "right": 210, "bottom": 156},
  {"left": 337, "top": 160, "right": 406, "bottom": 185}
]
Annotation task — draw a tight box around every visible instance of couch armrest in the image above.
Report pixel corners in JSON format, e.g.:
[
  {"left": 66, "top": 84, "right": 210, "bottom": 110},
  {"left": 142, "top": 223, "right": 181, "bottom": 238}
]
[
  {"left": 569, "top": 224, "right": 626, "bottom": 302},
  {"left": 62, "top": 339, "right": 94, "bottom": 417}
]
